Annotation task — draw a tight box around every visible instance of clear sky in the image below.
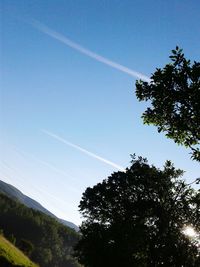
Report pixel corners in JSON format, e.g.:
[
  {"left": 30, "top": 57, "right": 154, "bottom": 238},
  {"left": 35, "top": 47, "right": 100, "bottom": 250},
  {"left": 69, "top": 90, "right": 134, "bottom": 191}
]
[{"left": 1, "top": 0, "right": 200, "bottom": 225}]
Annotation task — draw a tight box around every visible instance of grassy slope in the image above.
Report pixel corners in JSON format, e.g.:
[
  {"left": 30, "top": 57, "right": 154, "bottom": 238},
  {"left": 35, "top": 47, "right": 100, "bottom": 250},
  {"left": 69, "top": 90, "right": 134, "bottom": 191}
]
[{"left": 0, "top": 235, "right": 38, "bottom": 267}]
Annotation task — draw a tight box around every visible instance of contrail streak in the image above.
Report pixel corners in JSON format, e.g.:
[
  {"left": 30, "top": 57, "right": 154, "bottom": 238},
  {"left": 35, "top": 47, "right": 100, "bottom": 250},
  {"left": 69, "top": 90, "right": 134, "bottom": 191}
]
[
  {"left": 42, "top": 129, "right": 125, "bottom": 172},
  {"left": 30, "top": 20, "right": 151, "bottom": 82}
]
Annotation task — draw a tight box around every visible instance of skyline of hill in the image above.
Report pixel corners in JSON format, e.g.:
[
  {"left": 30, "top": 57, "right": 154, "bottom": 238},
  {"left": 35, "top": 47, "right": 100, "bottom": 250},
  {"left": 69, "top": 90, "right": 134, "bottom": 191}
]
[{"left": 0, "top": 179, "right": 78, "bottom": 232}]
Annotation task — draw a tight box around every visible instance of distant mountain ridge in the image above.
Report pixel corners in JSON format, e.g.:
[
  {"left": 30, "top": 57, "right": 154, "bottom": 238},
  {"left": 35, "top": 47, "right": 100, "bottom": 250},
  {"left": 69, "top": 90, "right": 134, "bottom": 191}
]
[{"left": 0, "top": 180, "right": 79, "bottom": 231}]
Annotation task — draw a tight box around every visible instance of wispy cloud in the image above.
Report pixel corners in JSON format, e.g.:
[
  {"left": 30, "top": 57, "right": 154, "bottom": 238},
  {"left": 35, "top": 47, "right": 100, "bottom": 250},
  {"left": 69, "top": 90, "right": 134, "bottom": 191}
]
[
  {"left": 42, "top": 129, "right": 125, "bottom": 172},
  {"left": 0, "top": 159, "right": 75, "bottom": 209},
  {"left": 15, "top": 147, "right": 74, "bottom": 180},
  {"left": 12, "top": 146, "right": 81, "bottom": 192},
  {"left": 30, "top": 20, "right": 151, "bottom": 82}
]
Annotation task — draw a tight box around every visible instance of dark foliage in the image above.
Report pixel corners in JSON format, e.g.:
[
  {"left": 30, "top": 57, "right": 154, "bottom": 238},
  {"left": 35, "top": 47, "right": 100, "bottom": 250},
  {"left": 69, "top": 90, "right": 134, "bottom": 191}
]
[
  {"left": 136, "top": 47, "right": 200, "bottom": 161},
  {"left": 0, "top": 256, "right": 21, "bottom": 267},
  {"left": 74, "top": 156, "right": 200, "bottom": 267},
  {"left": 19, "top": 239, "right": 34, "bottom": 257},
  {"left": 0, "top": 193, "right": 81, "bottom": 267}
]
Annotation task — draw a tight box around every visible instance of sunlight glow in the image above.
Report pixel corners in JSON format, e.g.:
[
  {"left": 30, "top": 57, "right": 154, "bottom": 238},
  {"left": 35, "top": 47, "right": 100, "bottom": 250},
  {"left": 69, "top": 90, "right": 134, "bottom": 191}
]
[{"left": 182, "top": 226, "right": 197, "bottom": 238}]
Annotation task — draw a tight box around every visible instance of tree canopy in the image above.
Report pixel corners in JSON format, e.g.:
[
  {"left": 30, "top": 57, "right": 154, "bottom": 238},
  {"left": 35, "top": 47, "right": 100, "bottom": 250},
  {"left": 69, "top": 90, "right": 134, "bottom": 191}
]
[
  {"left": 74, "top": 156, "right": 200, "bottom": 267},
  {"left": 136, "top": 47, "right": 200, "bottom": 161}
]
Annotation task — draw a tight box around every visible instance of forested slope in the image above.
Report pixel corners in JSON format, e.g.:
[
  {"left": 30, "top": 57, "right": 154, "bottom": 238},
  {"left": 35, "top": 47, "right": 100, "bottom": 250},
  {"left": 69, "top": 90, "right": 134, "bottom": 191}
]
[
  {"left": 0, "top": 180, "right": 78, "bottom": 231},
  {"left": 0, "top": 193, "right": 81, "bottom": 267}
]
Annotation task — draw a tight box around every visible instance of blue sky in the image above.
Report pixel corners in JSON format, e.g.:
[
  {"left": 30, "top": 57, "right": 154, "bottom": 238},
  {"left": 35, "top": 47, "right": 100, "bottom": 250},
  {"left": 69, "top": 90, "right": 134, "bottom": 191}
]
[{"left": 1, "top": 0, "right": 200, "bottom": 225}]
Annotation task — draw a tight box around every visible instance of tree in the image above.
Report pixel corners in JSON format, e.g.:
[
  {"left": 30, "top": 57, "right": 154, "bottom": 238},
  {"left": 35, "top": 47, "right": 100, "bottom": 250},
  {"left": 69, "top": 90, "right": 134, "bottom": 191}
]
[
  {"left": 7, "top": 234, "right": 16, "bottom": 245},
  {"left": 135, "top": 47, "right": 200, "bottom": 161},
  {"left": 74, "top": 156, "right": 200, "bottom": 267},
  {"left": 19, "top": 239, "right": 34, "bottom": 257}
]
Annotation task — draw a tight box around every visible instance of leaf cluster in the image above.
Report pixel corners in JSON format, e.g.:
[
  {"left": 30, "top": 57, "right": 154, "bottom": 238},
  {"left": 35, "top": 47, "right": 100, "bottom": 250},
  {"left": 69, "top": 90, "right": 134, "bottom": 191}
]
[{"left": 136, "top": 47, "right": 200, "bottom": 161}]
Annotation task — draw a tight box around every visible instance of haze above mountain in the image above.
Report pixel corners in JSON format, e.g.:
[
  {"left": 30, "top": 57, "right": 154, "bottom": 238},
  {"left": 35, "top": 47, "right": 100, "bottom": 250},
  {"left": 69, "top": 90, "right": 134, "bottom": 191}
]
[{"left": 0, "top": 179, "right": 79, "bottom": 231}]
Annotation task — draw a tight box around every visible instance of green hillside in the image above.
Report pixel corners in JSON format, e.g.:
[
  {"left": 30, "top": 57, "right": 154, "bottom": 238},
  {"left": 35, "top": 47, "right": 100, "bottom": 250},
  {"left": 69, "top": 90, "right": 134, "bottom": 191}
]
[
  {"left": 0, "top": 193, "right": 81, "bottom": 267},
  {"left": 0, "top": 235, "right": 38, "bottom": 267}
]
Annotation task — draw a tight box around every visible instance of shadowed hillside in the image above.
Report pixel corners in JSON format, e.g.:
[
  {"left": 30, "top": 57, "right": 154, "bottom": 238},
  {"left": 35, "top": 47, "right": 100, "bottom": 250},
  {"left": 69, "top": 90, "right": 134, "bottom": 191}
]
[{"left": 0, "top": 193, "right": 81, "bottom": 267}]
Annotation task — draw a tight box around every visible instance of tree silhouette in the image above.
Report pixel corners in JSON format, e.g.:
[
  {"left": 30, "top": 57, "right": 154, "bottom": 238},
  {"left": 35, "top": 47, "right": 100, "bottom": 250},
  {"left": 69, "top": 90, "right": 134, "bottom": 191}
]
[
  {"left": 136, "top": 47, "right": 200, "bottom": 161},
  {"left": 75, "top": 156, "right": 200, "bottom": 267}
]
